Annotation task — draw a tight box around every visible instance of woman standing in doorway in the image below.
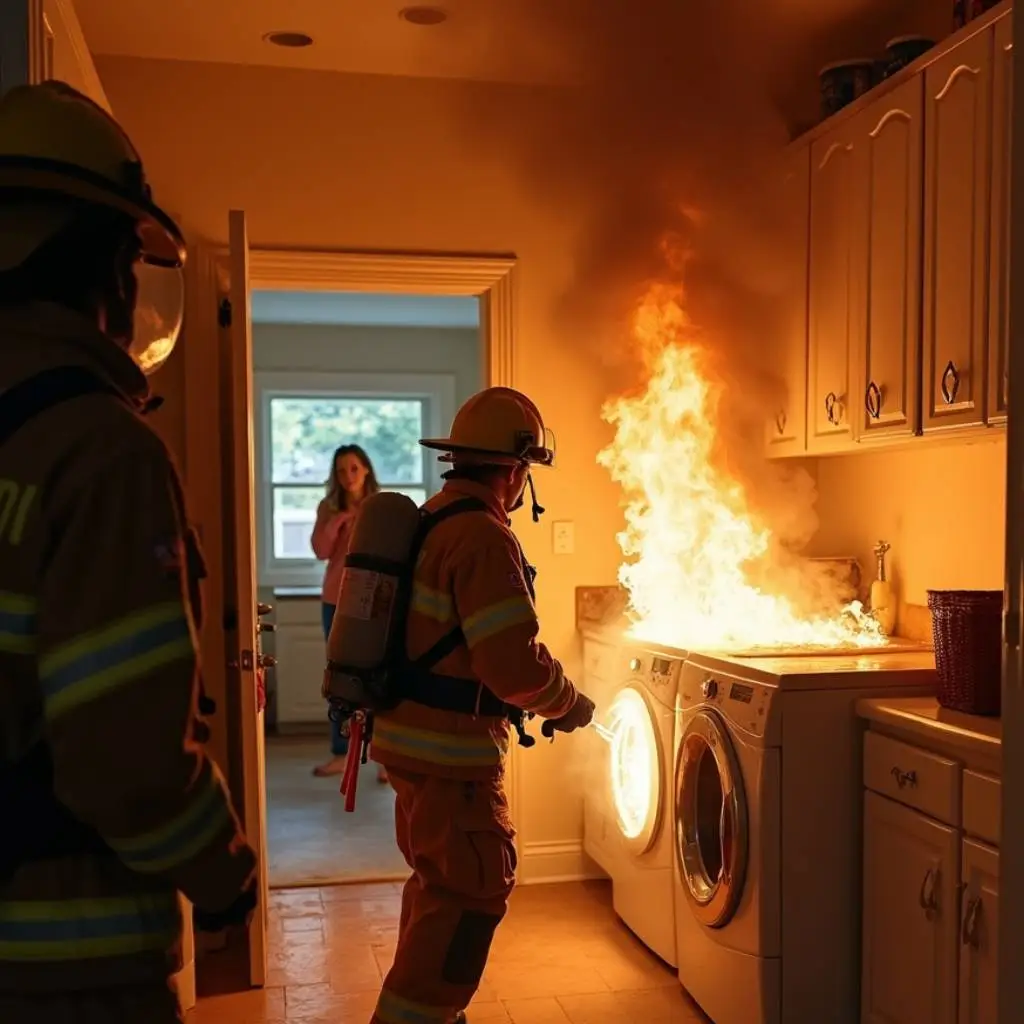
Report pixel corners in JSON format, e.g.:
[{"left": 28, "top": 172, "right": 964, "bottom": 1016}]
[{"left": 310, "top": 444, "right": 387, "bottom": 781}]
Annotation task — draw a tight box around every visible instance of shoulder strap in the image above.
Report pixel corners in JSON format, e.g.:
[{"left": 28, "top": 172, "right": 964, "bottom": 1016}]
[{"left": 0, "top": 365, "right": 124, "bottom": 447}]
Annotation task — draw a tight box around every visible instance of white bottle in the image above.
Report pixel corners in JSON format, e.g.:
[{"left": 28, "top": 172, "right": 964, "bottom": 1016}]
[{"left": 870, "top": 540, "right": 897, "bottom": 636}]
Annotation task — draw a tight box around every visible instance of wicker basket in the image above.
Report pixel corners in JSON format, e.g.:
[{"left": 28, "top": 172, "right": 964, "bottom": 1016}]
[{"left": 926, "top": 590, "right": 1003, "bottom": 716}]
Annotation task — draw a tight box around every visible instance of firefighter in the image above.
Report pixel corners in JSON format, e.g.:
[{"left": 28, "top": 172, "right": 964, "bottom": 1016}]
[
  {"left": 0, "top": 82, "right": 256, "bottom": 1022},
  {"left": 369, "top": 387, "right": 596, "bottom": 1024}
]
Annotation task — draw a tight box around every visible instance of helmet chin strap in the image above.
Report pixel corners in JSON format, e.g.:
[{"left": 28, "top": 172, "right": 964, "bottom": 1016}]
[{"left": 506, "top": 469, "right": 545, "bottom": 522}]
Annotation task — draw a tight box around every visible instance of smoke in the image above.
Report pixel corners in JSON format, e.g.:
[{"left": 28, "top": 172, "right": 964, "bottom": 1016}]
[{"left": 458, "top": 1, "right": 835, "bottom": 562}]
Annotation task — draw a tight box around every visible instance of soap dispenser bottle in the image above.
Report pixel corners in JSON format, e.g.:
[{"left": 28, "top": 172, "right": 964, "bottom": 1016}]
[{"left": 870, "top": 540, "right": 897, "bottom": 636}]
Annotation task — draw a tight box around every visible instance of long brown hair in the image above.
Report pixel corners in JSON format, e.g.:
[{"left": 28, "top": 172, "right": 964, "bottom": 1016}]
[{"left": 326, "top": 444, "right": 380, "bottom": 510}]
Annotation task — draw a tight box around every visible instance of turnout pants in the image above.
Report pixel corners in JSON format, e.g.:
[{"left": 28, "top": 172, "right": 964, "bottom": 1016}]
[
  {"left": 371, "top": 768, "right": 517, "bottom": 1024},
  {"left": 0, "top": 984, "right": 181, "bottom": 1023}
]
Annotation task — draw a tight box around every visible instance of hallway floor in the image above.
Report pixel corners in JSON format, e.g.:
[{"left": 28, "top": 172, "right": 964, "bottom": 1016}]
[
  {"left": 188, "top": 880, "right": 708, "bottom": 1023},
  {"left": 266, "top": 735, "right": 406, "bottom": 887}
]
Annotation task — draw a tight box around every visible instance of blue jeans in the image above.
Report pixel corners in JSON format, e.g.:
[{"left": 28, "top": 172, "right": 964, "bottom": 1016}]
[{"left": 322, "top": 602, "right": 349, "bottom": 756}]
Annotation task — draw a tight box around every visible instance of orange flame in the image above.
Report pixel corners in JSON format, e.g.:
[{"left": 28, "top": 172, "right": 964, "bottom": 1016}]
[{"left": 598, "top": 285, "right": 884, "bottom": 651}]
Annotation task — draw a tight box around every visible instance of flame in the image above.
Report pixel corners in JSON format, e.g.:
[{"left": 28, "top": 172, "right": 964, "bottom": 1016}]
[{"left": 598, "top": 284, "right": 884, "bottom": 652}]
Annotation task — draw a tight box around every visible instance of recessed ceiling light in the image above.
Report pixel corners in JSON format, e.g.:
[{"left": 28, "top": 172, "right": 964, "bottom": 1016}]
[
  {"left": 399, "top": 6, "right": 448, "bottom": 26},
  {"left": 263, "top": 31, "right": 314, "bottom": 48}
]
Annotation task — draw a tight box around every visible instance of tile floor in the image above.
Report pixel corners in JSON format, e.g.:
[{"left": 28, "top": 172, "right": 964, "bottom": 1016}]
[
  {"left": 266, "top": 736, "right": 407, "bottom": 887},
  {"left": 188, "top": 880, "right": 709, "bottom": 1023}
]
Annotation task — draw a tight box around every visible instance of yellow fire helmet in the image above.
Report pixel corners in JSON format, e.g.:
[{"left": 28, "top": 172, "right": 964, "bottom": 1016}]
[
  {"left": 0, "top": 80, "right": 186, "bottom": 375},
  {"left": 421, "top": 386, "right": 556, "bottom": 468}
]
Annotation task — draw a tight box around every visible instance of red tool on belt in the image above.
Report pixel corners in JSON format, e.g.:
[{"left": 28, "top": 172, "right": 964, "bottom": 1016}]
[{"left": 339, "top": 711, "right": 373, "bottom": 812}]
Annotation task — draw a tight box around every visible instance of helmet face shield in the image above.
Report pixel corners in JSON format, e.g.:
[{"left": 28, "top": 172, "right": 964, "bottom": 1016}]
[
  {"left": 518, "top": 427, "right": 556, "bottom": 467},
  {"left": 128, "top": 257, "right": 184, "bottom": 375}
]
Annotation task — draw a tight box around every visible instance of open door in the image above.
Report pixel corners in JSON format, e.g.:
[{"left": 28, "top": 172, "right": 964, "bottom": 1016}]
[{"left": 219, "top": 210, "right": 269, "bottom": 986}]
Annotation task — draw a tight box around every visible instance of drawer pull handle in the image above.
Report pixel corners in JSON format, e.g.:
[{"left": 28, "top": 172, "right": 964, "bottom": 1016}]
[
  {"left": 775, "top": 410, "right": 787, "bottom": 436},
  {"left": 919, "top": 867, "right": 939, "bottom": 920},
  {"left": 824, "top": 391, "right": 842, "bottom": 426},
  {"left": 962, "top": 894, "right": 982, "bottom": 949},
  {"left": 890, "top": 766, "right": 918, "bottom": 789}
]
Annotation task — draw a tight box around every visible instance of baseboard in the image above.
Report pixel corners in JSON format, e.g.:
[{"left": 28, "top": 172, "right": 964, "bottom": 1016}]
[{"left": 517, "top": 840, "right": 608, "bottom": 884}]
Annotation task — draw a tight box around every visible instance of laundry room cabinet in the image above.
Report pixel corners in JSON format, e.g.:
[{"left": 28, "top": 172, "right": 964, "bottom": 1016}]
[
  {"left": 274, "top": 598, "right": 331, "bottom": 726},
  {"left": 767, "top": 2, "right": 1013, "bottom": 457},
  {"left": 856, "top": 699, "right": 1002, "bottom": 1024}
]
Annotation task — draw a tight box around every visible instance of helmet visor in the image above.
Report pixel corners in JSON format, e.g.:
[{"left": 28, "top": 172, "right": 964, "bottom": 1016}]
[
  {"left": 128, "top": 257, "right": 184, "bottom": 375},
  {"left": 519, "top": 426, "right": 556, "bottom": 467}
]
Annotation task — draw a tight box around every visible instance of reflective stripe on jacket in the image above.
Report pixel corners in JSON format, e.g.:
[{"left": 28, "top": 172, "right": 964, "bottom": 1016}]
[
  {"left": 371, "top": 479, "right": 577, "bottom": 779},
  {"left": 0, "top": 303, "right": 255, "bottom": 993}
]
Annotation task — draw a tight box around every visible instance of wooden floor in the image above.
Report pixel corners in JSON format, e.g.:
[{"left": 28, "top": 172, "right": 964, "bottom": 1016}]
[{"left": 187, "top": 880, "right": 708, "bottom": 1022}]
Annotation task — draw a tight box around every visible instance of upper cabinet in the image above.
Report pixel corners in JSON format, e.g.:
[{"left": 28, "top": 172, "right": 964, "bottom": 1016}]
[
  {"left": 922, "top": 31, "right": 993, "bottom": 432},
  {"left": 808, "top": 122, "right": 859, "bottom": 452},
  {"left": 852, "top": 77, "right": 925, "bottom": 442},
  {"left": 766, "top": 144, "right": 810, "bottom": 457},
  {"left": 769, "top": 3, "right": 1013, "bottom": 458}
]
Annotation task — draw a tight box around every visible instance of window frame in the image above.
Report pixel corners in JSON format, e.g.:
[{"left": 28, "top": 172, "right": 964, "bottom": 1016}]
[{"left": 254, "top": 370, "right": 456, "bottom": 587}]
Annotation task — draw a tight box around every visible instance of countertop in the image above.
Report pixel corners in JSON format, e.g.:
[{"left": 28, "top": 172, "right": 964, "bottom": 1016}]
[{"left": 857, "top": 696, "right": 1002, "bottom": 762}]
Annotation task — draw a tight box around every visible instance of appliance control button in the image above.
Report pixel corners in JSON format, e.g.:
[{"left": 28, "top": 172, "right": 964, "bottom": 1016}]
[
  {"left": 629, "top": 657, "right": 641, "bottom": 672},
  {"left": 701, "top": 677, "right": 718, "bottom": 700}
]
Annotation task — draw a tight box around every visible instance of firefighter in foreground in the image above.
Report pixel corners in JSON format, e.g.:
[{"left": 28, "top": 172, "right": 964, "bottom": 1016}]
[
  {"left": 360, "top": 388, "right": 596, "bottom": 1024},
  {"left": 0, "top": 82, "right": 257, "bottom": 1021}
]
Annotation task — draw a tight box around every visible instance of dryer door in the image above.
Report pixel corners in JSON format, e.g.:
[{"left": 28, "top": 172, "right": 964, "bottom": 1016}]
[
  {"left": 604, "top": 684, "right": 665, "bottom": 855},
  {"left": 675, "top": 708, "right": 749, "bottom": 928}
]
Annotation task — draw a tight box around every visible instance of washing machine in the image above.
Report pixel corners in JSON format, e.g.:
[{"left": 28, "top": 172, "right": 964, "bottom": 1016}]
[
  {"left": 672, "top": 649, "right": 936, "bottom": 1024},
  {"left": 582, "top": 640, "right": 684, "bottom": 966}
]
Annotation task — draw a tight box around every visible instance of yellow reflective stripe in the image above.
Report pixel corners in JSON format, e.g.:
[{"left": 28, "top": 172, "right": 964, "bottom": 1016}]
[
  {"left": 0, "top": 893, "right": 179, "bottom": 961},
  {"left": 0, "top": 590, "right": 35, "bottom": 654},
  {"left": 40, "top": 601, "right": 194, "bottom": 718},
  {"left": 373, "top": 719, "right": 507, "bottom": 767},
  {"left": 462, "top": 595, "right": 535, "bottom": 648},
  {"left": 410, "top": 582, "right": 454, "bottom": 623},
  {"left": 375, "top": 987, "right": 455, "bottom": 1023},
  {"left": 108, "top": 769, "right": 230, "bottom": 873},
  {"left": 521, "top": 675, "right": 568, "bottom": 716}
]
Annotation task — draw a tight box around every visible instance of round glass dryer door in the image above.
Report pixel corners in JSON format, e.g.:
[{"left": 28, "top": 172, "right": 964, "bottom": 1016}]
[
  {"left": 675, "top": 708, "right": 748, "bottom": 928},
  {"left": 605, "top": 686, "right": 663, "bottom": 854}
]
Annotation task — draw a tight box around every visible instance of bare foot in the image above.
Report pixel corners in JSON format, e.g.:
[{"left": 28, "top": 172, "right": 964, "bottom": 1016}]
[
  {"left": 312, "top": 755, "right": 347, "bottom": 777},
  {"left": 377, "top": 767, "right": 389, "bottom": 784}
]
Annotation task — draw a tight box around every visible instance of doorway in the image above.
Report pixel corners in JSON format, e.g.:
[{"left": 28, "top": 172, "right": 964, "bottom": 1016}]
[{"left": 250, "top": 289, "right": 484, "bottom": 887}]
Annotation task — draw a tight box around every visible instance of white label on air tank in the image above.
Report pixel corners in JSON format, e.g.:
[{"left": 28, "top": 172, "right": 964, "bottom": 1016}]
[{"left": 337, "top": 568, "right": 381, "bottom": 621}]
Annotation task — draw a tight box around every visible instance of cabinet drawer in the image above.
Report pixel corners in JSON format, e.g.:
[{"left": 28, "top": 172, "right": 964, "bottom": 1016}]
[
  {"left": 864, "top": 731, "right": 960, "bottom": 825},
  {"left": 963, "top": 769, "right": 1001, "bottom": 846},
  {"left": 583, "top": 638, "right": 618, "bottom": 684}
]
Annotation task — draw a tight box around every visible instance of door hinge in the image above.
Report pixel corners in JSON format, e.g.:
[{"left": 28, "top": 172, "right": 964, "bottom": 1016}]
[{"left": 218, "top": 297, "right": 232, "bottom": 328}]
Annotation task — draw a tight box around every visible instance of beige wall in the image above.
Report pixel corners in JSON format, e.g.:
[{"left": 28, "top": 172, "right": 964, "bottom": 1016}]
[
  {"left": 810, "top": 434, "right": 1006, "bottom": 607},
  {"left": 97, "top": 56, "right": 624, "bottom": 853}
]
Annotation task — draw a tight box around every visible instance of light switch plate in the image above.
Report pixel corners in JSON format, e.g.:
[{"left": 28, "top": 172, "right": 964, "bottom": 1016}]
[{"left": 552, "top": 520, "right": 575, "bottom": 555}]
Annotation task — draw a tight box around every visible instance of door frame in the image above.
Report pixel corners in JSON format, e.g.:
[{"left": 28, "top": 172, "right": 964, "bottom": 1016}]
[{"left": 182, "top": 246, "right": 523, "bottom": 886}]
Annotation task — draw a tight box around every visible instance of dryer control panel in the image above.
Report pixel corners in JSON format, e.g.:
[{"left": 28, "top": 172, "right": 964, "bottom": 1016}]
[
  {"left": 623, "top": 650, "right": 681, "bottom": 706},
  {"left": 679, "top": 665, "right": 774, "bottom": 739}
]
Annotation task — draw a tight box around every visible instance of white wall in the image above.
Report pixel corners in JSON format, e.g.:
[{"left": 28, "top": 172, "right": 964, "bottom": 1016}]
[{"left": 252, "top": 321, "right": 482, "bottom": 402}]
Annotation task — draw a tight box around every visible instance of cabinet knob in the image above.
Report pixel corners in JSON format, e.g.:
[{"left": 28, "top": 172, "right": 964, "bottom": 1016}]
[
  {"left": 864, "top": 381, "right": 882, "bottom": 420},
  {"left": 940, "top": 360, "right": 961, "bottom": 405}
]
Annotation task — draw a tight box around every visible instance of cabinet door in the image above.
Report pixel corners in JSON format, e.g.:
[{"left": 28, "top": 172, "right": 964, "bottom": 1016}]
[
  {"left": 861, "top": 791, "right": 959, "bottom": 1024},
  {"left": 852, "top": 78, "right": 924, "bottom": 440},
  {"left": 958, "top": 838, "right": 999, "bottom": 1024},
  {"left": 922, "top": 30, "right": 994, "bottom": 432},
  {"left": 275, "top": 624, "right": 331, "bottom": 724},
  {"left": 808, "top": 124, "right": 859, "bottom": 451},
  {"left": 766, "top": 143, "right": 810, "bottom": 456},
  {"left": 987, "top": 13, "right": 1012, "bottom": 425}
]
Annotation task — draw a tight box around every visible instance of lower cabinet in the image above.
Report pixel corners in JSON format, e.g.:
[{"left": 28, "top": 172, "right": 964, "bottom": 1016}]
[
  {"left": 862, "top": 790, "right": 959, "bottom": 1024},
  {"left": 276, "top": 621, "right": 331, "bottom": 725},
  {"left": 959, "top": 838, "right": 999, "bottom": 1024}
]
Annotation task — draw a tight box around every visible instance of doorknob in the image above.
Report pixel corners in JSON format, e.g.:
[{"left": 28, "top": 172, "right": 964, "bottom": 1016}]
[
  {"left": 257, "top": 602, "right": 273, "bottom": 617},
  {"left": 257, "top": 622, "right": 276, "bottom": 633},
  {"left": 257, "top": 654, "right": 277, "bottom": 669},
  {"left": 228, "top": 649, "right": 255, "bottom": 672}
]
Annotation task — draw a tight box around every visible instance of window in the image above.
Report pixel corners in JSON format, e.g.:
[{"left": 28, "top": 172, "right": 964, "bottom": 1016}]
[
  {"left": 255, "top": 371, "right": 456, "bottom": 585},
  {"left": 268, "top": 395, "right": 428, "bottom": 561}
]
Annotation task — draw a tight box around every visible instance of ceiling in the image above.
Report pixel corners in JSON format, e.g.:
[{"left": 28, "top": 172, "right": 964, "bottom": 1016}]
[
  {"left": 250, "top": 290, "right": 480, "bottom": 328},
  {"left": 73, "top": 0, "right": 571, "bottom": 85}
]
